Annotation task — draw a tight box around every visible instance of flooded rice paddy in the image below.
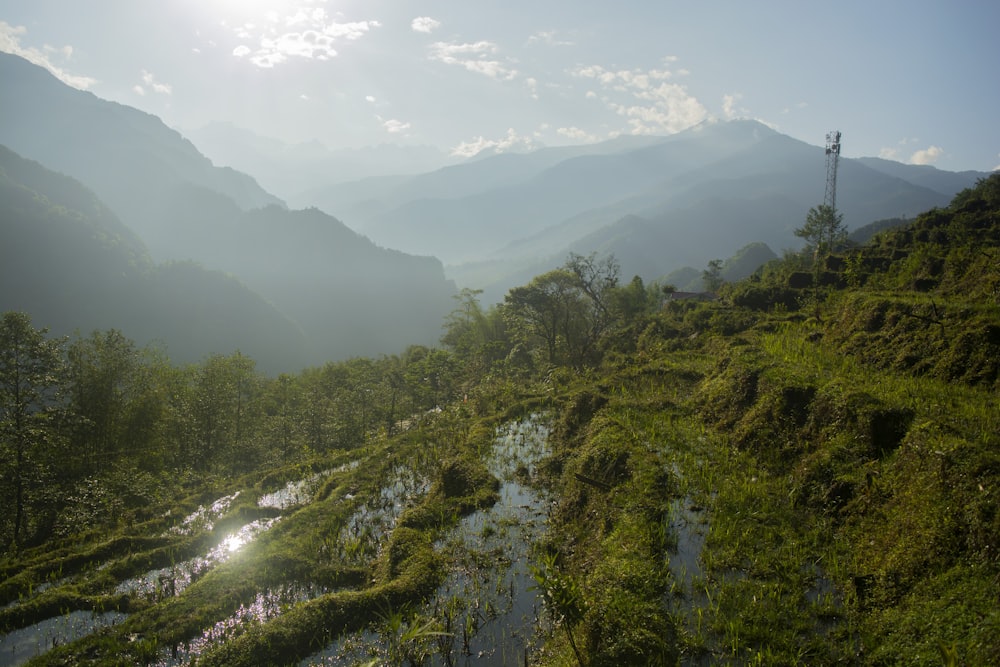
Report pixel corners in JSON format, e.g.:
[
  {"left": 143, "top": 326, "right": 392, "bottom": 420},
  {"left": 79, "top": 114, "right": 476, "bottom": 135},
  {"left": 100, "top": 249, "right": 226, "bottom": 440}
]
[
  {"left": 0, "top": 611, "right": 126, "bottom": 667},
  {"left": 302, "top": 416, "right": 550, "bottom": 666}
]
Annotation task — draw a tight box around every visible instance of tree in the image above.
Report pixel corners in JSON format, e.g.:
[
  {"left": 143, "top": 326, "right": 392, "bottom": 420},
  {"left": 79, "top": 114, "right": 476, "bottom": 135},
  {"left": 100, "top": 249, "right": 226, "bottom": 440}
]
[
  {"left": 505, "top": 268, "right": 586, "bottom": 366},
  {"left": 702, "top": 259, "right": 724, "bottom": 292},
  {"left": 609, "top": 275, "right": 653, "bottom": 324},
  {"left": 65, "top": 329, "right": 143, "bottom": 471},
  {"left": 0, "top": 312, "right": 66, "bottom": 548},
  {"left": 190, "top": 352, "right": 261, "bottom": 471},
  {"left": 565, "top": 252, "right": 621, "bottom": 355},
  {"left": 795, "top": 204, "right": 846, "bottom": 259}
]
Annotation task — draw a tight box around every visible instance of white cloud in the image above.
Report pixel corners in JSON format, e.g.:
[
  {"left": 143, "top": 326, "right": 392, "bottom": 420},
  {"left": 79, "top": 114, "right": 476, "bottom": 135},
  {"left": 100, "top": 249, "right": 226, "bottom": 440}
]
[
  {"left": 910, "top": 145, "right": 943, "bottom": 165},
  {"left": 722, "top": 93, "right": 743, "bottom": 120},
  {"left": 428, "top": 40, "right": 517, "bottom": 80},
  {"left": 880, "top": 137, "right": 926, "bottom": 162},
  {"left": 365, "top": 95, "right": 376, "bottom": 103},
  {"left": 411, "top": 17, "right": 441, "bottom": 34},
  {"left": 525, "top": 77, "right": 539, "bottom": 100},
  {"left": 381, "top": 118, "right": 411, "bottom": 134},
  {"left": 0, "top": 21, "right": 96, "bottom": 89},
  {"left": 571, "top": 62, "right": 706, "bottom": 134},
  {"left": 879, "top": 147, "right": 900, "bottom": 160},
  {"left": 227, "top": 9, "right": 379, "bottom": 68},
  {"left": 450, "top": 128, "right": 538, "bottom": 158},
  {"left": 138, "top": 69, "right": 172, "bottom": 95},
  {"left": 557, "top": 126, "right": 599, "bottom": 143},
  {"left": 527, "top": 30, "right": 574, "bottom": 47}
]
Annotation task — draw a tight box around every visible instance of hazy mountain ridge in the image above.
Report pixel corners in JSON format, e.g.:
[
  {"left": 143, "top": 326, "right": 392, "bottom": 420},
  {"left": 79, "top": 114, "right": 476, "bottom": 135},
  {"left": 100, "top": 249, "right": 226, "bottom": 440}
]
[
  {"left": 289, "top": 133, "right": 673, "bottom": 228},
  {"left": 0, "top": 145, "right": 311, "bottom": 372},
  {"left": 146, "top": 196, "right": 457, "bottom": 362},
  {"left": 186, "top": 121, "right": 462, "bottom": 201},
  {"left": 203, "top": 113, "right": 986, "bottom": 308},
  {"left": 437, "top": 123, "right": 986, "bottom": 301},
  {"left": 0, "top": 53, "right": 283, "bottom": 239},
  {"left": 0, "top": 52, "right": 458, "bottom": 369}
]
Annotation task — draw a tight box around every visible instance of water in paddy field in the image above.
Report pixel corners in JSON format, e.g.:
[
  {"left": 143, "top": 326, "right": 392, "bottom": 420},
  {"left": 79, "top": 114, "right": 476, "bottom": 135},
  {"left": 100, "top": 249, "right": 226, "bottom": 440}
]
[
  {"left": 0, "top": 471, "right": 322, "bottom": 665},
  {"left": 0, "top": 610, "right": 126, "bottom": 667},
  {"left": 116, "top": 518, "right": 281, "bottom": 601},
  {"left": 302, "top": 415, "right": 551, "bottom": 666},
  {"left": 0, "top": 515, "right": 280, "bottom": 667}
]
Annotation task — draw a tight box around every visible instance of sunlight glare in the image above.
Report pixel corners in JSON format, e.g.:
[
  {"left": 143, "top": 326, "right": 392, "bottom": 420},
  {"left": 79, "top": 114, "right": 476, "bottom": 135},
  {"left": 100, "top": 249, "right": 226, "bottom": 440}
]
[{"left": 223, "top": 533, "right": 246, "bottom": 553}]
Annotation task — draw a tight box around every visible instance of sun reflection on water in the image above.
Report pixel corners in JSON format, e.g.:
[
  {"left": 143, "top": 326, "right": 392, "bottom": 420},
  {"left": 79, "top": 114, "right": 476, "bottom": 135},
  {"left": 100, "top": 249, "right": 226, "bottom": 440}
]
[{"left": 223, "top": 533, "right": 246, "bottom": 553}]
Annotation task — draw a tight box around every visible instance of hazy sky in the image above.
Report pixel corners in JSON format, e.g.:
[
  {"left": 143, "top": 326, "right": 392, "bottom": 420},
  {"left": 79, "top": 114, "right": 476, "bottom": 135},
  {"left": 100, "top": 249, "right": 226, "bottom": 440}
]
[{"left": 2, "top": 0, "right": 998, "bottom": 170}]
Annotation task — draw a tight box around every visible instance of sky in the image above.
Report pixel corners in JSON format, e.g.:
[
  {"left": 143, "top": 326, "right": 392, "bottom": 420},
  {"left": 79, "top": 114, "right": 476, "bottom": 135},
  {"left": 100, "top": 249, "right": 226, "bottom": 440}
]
[{"left": 1, "top": 0, "right": 998, "bottom": 171}]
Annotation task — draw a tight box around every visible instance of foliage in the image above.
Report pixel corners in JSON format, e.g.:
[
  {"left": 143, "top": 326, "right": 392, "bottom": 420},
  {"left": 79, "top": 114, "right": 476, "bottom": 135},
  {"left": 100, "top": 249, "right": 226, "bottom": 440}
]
[
  {"left": 795, "top": 203, "right": 847, "bottom": 258},
  {"left": 0, "top": 312, "right": 66, "bottom": 549},
  {"left": 702, "top": 259, "right": 724, "bottom": 292}
]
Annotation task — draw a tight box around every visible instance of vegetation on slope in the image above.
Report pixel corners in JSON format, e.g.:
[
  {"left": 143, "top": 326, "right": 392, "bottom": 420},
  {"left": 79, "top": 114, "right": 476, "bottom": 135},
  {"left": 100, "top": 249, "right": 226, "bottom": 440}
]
[{"left": 1, "top": 175, "right": 997, "bottom": 665}]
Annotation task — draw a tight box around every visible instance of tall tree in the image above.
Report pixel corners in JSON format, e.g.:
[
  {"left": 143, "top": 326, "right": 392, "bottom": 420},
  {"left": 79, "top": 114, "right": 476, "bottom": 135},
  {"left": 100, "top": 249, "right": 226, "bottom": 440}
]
[
  {"left": 795, "top": 204, "right": 847, "bottom": 259},
  {"left": 441, "top": 289, "right": 510, "bottom": 379},
  {"left": 565, "top": 252, "right": 620, "bottom": 357},
  {"left": 65, "top": 329, "right": 139, "bottom": 471},
  {"left": 702, "top": 259, "right": 724, "bottom": 292},
  {"left": 0, "top": 312, "right": 66, "bottom": 548},
  {"left": 505, "top": 268, "right": 586, "bottom": 366},
  {"left": 190, "top": 352, "right": 261, "bottom": 471}
]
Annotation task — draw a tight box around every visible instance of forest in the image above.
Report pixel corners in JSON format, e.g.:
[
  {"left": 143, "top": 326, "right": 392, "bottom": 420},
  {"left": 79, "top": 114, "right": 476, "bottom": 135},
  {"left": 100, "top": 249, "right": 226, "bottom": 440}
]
[{"left": 1, "top": 174, "right": 998, "bottom": 665}]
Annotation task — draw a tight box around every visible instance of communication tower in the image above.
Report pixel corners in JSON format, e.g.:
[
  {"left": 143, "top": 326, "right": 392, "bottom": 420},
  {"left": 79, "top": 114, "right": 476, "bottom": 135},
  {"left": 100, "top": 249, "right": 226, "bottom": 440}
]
[{"left": 824, "top": 130, "right": 842, "bottom": 213}]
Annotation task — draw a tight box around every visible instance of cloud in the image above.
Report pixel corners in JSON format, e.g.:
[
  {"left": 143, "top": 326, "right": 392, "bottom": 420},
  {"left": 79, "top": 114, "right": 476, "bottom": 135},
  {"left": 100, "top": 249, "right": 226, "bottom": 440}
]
[
  {"left": 525, "top": 77, "right": 539, "bottom": 100},
  {"left": 909, "top": 145, "right": 943, "bottom": 165},
  {"left": 428, "top": 40, "right": 517, "bottom": 80},
  {"left": 365, "top": 95, "right": 376, "bottom": 103},
  {"left": 381, "top": 118, "right": 411, "bottom": 134},
  {"left": 572, "top": 62, "right": 706, "bottom": 134},
  {"left": 722, "top": 93, "right": 744, "bottom": 120},
  {"left": 137, "top": 69, "right": 172, "bottom": 95},
  {"left": 450, "top": 128, "right": 538, "bottom": 158},
  {"left": 411, "top": 17, "right": 441, "bottom": 33},
  {"left": 226, "top": 8, "right": 380, "bottom": 68},
  {"left": 780, "top": 101, "right": 808, "bottom": 114},
  {"left": 0, "top": 21, "right": 96, "bottom": 89},
  {"left": 880, "top": 137, "right": 924, "bottom": 162},
  {"left": 557, "top": 126, "right": 599, "bottom": 143},
  {"left": 527, "top": 30, "right": 574, "bottom": 47}
]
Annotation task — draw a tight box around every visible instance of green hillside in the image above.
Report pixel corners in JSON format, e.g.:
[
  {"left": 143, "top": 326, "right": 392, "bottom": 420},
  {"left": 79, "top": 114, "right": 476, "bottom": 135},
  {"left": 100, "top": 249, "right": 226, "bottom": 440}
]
[{"left": 1, "top": 175, "right": 997, "bottom": 665}]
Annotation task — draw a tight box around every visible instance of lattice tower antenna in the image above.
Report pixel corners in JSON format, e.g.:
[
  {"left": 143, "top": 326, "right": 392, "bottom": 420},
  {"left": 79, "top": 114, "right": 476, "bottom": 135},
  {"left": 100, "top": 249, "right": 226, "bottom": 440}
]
[{"left": 824, "top": 130, "right": 842, "bottom": 213}]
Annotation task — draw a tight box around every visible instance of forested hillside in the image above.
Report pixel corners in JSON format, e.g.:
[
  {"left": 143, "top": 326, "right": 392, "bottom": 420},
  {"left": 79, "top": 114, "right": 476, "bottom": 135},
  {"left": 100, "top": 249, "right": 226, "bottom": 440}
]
[{"left": 1, "top": 175, "right": 997, "bottom": 665}]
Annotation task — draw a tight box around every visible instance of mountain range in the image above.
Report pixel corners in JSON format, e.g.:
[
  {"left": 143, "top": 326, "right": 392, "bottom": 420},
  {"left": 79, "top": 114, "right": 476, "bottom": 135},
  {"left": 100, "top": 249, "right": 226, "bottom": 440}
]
[
  {"left": 0, "top": 144, "right": 311, "bottom": 372},
  {"left": 1, "top": 50, "right": 991, "bottom": 369},
  {"left": 290, "top": 119, "right": 988, "bottom": 304},
  {"left": 184, "top": 121, "right": 461, "bottom": 203},
  {"left": 0, "top": 52, "right": 456, "bottom": 371}
]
